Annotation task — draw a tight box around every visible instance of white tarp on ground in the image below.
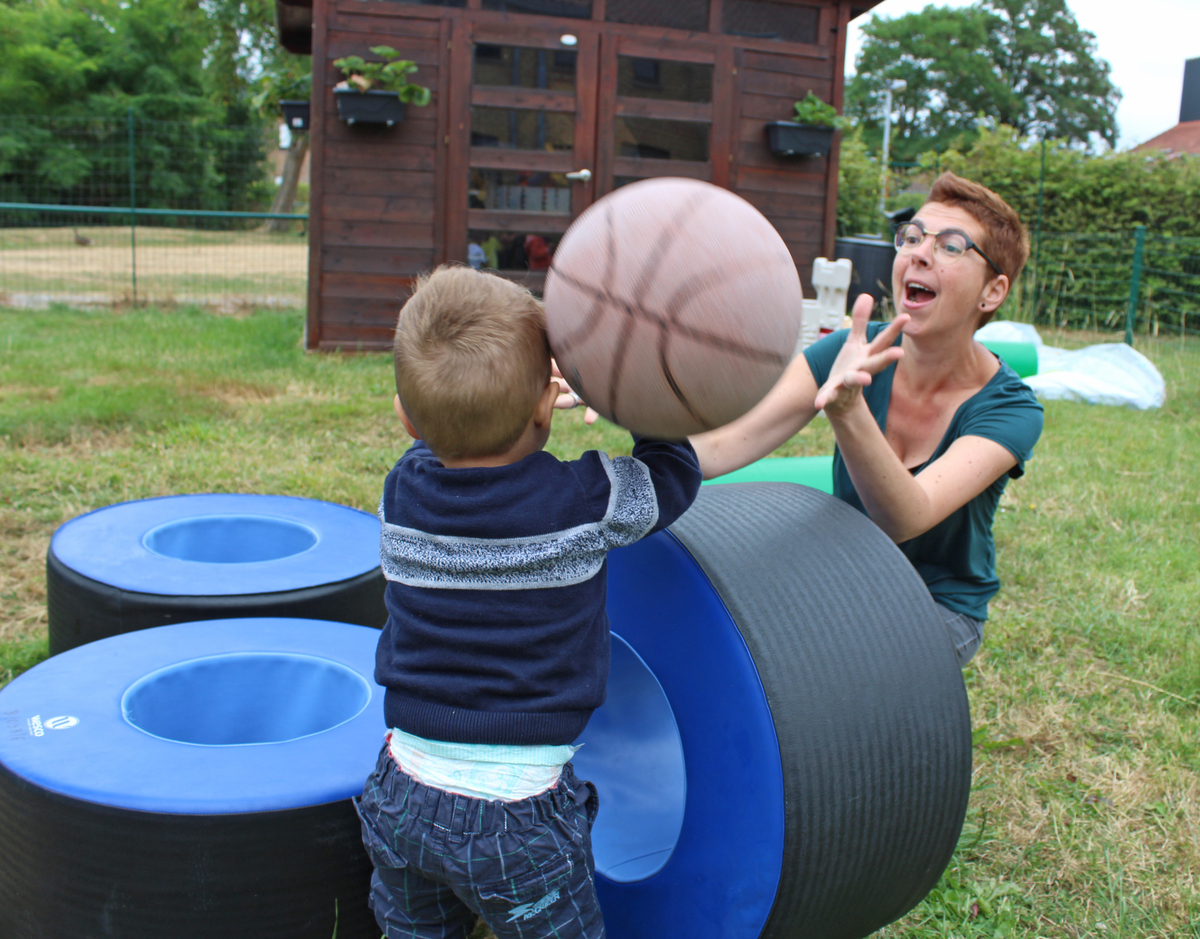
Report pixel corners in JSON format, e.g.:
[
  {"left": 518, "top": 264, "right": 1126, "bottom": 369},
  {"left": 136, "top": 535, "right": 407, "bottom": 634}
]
[{"left": 975, "top": 321, "right": 1165, "bottom": 410}]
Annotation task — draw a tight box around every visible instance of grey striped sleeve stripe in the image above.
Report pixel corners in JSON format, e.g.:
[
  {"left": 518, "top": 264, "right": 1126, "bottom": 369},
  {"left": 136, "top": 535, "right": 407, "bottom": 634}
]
[{"left": 379, "top": 453, "right": 659, "bottom": 590}]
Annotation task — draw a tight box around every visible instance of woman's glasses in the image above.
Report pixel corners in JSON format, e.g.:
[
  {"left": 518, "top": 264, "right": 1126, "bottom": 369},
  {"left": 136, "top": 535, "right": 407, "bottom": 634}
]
[{"left": 893, "top": 221, "right": 1004, "bottom": 278}]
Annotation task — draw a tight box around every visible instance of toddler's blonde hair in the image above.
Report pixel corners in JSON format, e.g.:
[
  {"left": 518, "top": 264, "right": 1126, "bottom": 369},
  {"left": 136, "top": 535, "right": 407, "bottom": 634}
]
[{"left": 393, "top": 265, "right": 551, "bottom": 460}]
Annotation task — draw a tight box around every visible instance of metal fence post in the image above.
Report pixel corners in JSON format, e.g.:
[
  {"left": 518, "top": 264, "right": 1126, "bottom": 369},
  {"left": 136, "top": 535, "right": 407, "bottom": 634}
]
[
  {"left": 1125, "top": 225, "right": 1145, "bottom": 346},
  {"left": 1033, "top": 136, "right": 1045, "bottom": 316},
  {"left": 128, "top": 108, "right": 137, "bottom": 306}
]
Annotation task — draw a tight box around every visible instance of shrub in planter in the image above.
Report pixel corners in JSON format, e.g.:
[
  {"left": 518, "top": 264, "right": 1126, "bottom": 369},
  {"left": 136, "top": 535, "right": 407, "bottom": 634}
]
[
  {"left": 766, "top": 91, "right": 846, "bottom": 158},
  {"left": 333, "top": 45, "right": 431, "bottom": 127}
]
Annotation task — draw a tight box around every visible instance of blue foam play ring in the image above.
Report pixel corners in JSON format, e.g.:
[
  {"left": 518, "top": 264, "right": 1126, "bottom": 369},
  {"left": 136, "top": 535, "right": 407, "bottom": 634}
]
[
  {"left": 0, "top": 617, "right": 383, "bottom": 813},
  {"left": 578, "top": 526, "right": 785, "bottom": 937},
  {"left": 0, "top": 618, "right": 384, "bottom": 938},
  {"left": 51, "top": 494, "right": 380, "bottom": 596},
  {"left": 47, "top": 494, "right": 386, "bottom": 653},
  {"left": 583, "top": 483, "right": 972, "bottom": 939}
]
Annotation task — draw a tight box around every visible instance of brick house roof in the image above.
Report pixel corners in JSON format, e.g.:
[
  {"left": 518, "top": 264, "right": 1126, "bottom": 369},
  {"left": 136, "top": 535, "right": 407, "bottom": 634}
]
[{"left": 1133, "top": 120, "right": 1200, "bottom": 157}]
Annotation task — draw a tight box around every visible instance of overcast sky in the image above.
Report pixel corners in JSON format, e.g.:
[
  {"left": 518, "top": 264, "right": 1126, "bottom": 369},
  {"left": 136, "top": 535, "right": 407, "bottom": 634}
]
[{"left": 845, "top": 0, "right": 1199, "bottom": 149}]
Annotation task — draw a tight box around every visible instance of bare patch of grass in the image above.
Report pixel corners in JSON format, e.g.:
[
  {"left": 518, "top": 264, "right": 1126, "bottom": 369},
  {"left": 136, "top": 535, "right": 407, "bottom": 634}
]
[{"left": 0, "top": 226, "right": 307, "bottom": 308}]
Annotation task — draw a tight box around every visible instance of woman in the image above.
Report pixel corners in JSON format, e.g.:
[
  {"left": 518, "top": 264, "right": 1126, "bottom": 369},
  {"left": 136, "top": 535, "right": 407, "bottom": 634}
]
[{"left": 690, "top": 172, "right": 1043, "bottom": 666}]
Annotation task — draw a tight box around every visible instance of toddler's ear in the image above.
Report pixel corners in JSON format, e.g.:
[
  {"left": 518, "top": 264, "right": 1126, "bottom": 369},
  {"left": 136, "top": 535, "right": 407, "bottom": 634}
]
[
  {"left": 533, "top": 379, "right": 560, "bottom": 429},
  {"left": 394, "top": 395, "right": 421, "bottom": 439}
]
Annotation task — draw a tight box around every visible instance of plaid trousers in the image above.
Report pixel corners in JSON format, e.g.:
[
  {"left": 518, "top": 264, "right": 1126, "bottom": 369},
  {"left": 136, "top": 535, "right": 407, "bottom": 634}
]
[{"left": 355, "top": 739, "right": 606, "bottom": 939}]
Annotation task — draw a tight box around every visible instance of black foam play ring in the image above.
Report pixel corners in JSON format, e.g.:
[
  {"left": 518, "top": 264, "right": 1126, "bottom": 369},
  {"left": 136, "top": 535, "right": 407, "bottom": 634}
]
[
  {"left": 47, "top": 494, "right": 386, "bottom": 654},
  {"left": 0, "top": 618, "right": 383, "bottom": 939},
  {"left": 584, "top": 483, "right": 972, "bottom": 939},
  {"left": 0, "top": 770, "right": 374, "bottom": 939}
]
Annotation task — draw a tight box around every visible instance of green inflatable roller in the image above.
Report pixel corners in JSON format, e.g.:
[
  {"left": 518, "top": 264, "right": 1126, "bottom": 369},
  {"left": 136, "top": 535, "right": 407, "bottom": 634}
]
[
  {"left": 703, "top": 455, "right": 834, "bottom": 493},
  {"left": 979, "top": 340, "right": 1038, "bottom": 378}
]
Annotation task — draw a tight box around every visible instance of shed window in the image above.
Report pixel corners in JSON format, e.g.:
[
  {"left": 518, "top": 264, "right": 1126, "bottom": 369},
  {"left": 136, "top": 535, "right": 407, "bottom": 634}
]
[
  {"left": 605, "top": 0, "right": 709, "bottom": 32},
  {"left": 617, "top": 57, "right": 712, "bottom": 102},
  {"left": 723, "top": 0, "right": 819, "bottom": 44},
  {"left": 615, "top": 117, "right": 709, "bottom": 163},
  {"left": 481, "top": 0, "right": 592, "bottom": 18},
  {"left": 471, "top": 107, "right": 575, "bottom": 151},
  {"left": 474, "top": 45, "right": 577, "bottom": 90},
  {"left": 469, "top": 170, "right": 571, "bottom": 215},
  {"left": 469, "top": 230, "right": 562, "bottom": 272}
]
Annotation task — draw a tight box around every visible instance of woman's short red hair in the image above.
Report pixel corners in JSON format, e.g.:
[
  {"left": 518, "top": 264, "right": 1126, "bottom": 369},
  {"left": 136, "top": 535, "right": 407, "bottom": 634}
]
[{"left": 925, "top": 172, "right": 1030, "bottom": 326}]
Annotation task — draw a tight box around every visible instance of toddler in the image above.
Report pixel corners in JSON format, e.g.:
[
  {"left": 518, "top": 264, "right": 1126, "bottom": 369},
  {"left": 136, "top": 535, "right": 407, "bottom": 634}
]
[{"left": 355, "top": 264, "right": 701, "bottom": 939}]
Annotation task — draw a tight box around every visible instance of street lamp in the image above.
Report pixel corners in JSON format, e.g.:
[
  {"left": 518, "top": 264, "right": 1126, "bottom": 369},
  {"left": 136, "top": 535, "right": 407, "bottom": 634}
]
[{"left": 878, "top": 79, "right": 907, "bottom": 217}]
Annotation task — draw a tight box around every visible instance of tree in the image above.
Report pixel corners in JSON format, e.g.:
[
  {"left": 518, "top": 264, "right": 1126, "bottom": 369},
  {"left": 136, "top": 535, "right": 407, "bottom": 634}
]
[
  {"left": 836, "top": 129, "right": 883, "bottom": 237},
  {"left": 203, "top": 0, "right": 315, "bottom": 223},
  {"left": 846, "top": 0, "right": 1120, "bottom": 162},
  {"left": 979, "top": 0, "right": 1120, "bottom": 147},
  {"left": 0, "top": 0, "right": 273, "bottom": 211},
  {"left": 846, "top": 5, "right": 997, "bottom": 161}
]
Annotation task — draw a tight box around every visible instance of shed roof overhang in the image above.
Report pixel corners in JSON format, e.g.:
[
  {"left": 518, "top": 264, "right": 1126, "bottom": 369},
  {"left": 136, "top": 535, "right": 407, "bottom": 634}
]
[
  {"left": 273, "top": 0, "right": 884, "bottom": 57},
  {"left": 276, "top": 0, "right": 313, "bottom": 55}
]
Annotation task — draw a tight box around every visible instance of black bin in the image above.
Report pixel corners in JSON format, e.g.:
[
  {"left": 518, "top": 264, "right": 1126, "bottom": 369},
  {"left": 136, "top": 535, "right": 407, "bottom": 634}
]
[{"left": 835, "top": 236, "right": 896, "bottom": 314}]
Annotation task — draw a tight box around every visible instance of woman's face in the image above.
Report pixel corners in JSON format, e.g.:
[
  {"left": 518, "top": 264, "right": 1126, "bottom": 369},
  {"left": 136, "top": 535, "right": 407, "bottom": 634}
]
[{"left": 892, "top": 202, "right": 1006, "bottom": 337}]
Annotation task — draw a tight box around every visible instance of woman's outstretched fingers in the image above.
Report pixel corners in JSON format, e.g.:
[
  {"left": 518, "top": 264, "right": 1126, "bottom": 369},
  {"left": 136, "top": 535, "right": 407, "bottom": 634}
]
[
  {"left": 871, "top": 312, "right": 910, "bottom": 349},
  {"left": 850, "top": 292, "right": 874, "bottom": 327},
  {"left": 861, "top": 342, "right": 906, "bottom": 373}
]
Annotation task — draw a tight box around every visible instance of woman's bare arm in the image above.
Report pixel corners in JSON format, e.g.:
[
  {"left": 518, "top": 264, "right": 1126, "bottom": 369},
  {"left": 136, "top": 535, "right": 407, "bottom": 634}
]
[
  {"left": 810, "top": 294, "right": 1017, "bottom": 541},
  {"left": 693, "top": 294, "right": 908, "bottom": 480},
  {"left": 828, "top": 394, "right": 1018, "bottom": 542},
  {"left": 689, "top": 351, "right": 824, "bottom": 479}
]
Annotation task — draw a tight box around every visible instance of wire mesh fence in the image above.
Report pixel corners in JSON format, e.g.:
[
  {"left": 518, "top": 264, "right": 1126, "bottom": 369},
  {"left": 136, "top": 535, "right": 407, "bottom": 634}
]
[
  {"left": 0, "top": 114, "right": 307, "bottom": 311},
  {"left": 1019, "top": 229, "right": 1200, "bottom": 338},
  {"left": 4, "top": 113, "right": 1198, "bottom": 331}
]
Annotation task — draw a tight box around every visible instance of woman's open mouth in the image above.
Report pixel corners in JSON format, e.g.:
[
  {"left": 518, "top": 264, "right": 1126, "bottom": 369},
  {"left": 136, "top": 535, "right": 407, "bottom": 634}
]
[{"left": 904, "top": 282, "right": 937, "bottom": 306}]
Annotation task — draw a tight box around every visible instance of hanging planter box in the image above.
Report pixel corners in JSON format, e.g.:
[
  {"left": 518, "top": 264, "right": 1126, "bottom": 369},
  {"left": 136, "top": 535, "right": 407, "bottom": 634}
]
[
  {"left": 334, "top": 89, "right": 407, "bottom": 127},
  {"left": 280, "top": 100, "right": 310, "bottom": 131},
  {"left": 765, "top": 121, "right": 836, "bottom": 158}
]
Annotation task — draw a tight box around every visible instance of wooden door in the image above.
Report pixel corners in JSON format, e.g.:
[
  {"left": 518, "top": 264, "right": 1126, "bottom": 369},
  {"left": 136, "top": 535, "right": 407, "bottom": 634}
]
[
  {"left": 448, "top": 20, "right": 600, "bottom": 293},
  {"left": 445, "top": 19, "right": 734, "bottom": 289},
  {"left": 594, "top": 31, "right": 733, "bottom": 200}
]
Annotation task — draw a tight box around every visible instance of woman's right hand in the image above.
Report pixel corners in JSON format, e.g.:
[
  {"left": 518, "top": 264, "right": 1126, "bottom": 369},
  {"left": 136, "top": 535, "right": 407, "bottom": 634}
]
[{"left": 813, "top": 294, "right": 909, "bottom": 416}]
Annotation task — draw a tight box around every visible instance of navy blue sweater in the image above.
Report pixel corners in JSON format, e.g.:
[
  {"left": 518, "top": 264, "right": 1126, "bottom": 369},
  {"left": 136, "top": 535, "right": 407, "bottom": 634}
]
[{"left": 375, "top": 437, "right": 701, "bottom": 746}]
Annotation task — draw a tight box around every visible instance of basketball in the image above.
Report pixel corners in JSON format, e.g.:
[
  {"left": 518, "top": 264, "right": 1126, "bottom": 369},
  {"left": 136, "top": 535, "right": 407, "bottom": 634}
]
[{"left": 544, "top": 177, "right": 803, "bottom": 439}]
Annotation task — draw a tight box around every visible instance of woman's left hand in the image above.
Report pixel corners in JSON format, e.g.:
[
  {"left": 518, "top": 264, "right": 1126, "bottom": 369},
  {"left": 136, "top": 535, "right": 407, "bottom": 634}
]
[
  {"left": 551, "top": 360, "right": 600, "bottom": 424},
  {"left": 813, "top": 294, "right": 909, "bottom": 417}
]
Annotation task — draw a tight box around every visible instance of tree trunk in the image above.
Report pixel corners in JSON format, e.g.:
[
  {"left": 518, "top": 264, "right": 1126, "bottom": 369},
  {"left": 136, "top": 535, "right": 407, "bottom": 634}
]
[{"left": 267, "top": 132, "right": 309, "bottom": 233}]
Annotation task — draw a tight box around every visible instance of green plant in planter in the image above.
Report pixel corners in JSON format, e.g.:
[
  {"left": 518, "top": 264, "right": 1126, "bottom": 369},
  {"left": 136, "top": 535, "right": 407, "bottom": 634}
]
[
  {"left": 333, "top": 45, "right": 431, "bottom": 106},
  {"left": 791, "top": 91, "right": 846, "bottom": 128}
]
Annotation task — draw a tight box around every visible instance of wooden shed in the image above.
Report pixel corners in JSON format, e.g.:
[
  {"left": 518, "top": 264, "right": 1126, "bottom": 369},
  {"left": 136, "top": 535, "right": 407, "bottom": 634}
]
[{"left": 276, "top": 0, "right": 881, "bottom": 351}]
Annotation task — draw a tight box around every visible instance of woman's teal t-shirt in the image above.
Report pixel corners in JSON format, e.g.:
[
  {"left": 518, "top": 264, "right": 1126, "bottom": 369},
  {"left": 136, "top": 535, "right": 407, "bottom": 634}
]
[{"left": 804, "top": 324, "right": 1044, "bottom": 620}]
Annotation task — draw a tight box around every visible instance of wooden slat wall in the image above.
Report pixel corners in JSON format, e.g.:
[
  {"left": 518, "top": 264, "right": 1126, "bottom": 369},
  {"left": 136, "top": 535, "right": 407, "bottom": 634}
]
[
  {"left": 308, "top": 0, "right": 856, "bottom": 350},
  {"left": 311, "top": 3, "right": 443, "bottom": 350},
  {"left": 733, "top": 44, "right": 836, "bottom": 298}
]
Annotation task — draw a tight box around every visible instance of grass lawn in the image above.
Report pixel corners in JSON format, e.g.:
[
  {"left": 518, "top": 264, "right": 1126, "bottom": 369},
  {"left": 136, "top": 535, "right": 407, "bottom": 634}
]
[{"left": 1, "top": 304, "right": 1197, "bottom": 937}]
